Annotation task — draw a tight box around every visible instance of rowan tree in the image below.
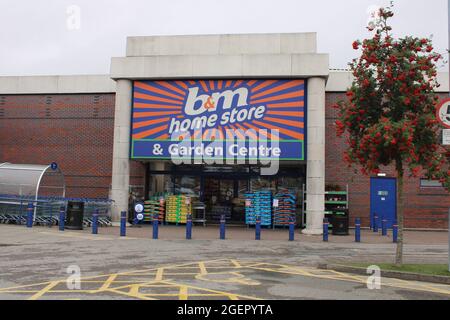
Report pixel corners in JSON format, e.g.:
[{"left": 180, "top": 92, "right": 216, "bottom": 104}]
[{"left": 334, "top": 3, "right": 450, "bottom": 266}]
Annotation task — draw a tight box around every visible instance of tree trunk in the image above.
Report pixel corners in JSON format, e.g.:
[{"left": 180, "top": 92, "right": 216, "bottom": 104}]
[{"left": 395, "top": 171, "right": 404, "bottom": 266}]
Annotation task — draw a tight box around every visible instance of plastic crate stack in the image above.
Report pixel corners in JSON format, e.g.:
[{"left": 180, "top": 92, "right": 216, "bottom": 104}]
[
  {"left": 273, "top": 191, "right": 296, "bottom": 226},
  {"left": 143, "top": 198, "right": 165, "bottom": 223},
  {"left": 245, "top": 191, "right": 272, "bottom": 226},
  {"left": 165, "top": 195, "right": 191, "bottom": 224}
]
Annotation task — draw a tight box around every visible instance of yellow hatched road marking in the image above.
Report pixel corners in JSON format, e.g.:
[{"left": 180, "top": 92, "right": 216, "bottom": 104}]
[
  {"left": 96, "top": 274, "right": 118, "bottom": 292},
  {"left": 29, "top": 281, "right": 60, "bottom": 300},
  {"left": 1, "top": 259, "right": 449, "bottom": 300}
]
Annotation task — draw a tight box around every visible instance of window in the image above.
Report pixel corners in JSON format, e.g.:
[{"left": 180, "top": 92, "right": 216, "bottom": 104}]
[{"left": 420, "top": 179, "right": 443, "bottom": 188}]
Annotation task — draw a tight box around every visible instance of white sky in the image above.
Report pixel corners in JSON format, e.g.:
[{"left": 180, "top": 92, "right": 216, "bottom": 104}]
[{"left": 0, "top": 0, "right": 448, "bottom": 76}]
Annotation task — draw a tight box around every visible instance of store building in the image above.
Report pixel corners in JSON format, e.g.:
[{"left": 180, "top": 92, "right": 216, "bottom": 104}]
[{"left": 0, "top": 33, "right": 449, "bottom": 231}]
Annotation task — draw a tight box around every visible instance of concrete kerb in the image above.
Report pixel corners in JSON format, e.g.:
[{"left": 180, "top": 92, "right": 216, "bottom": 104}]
[{"left": 318, "top": 263, "right": 450, "bottom": 285}]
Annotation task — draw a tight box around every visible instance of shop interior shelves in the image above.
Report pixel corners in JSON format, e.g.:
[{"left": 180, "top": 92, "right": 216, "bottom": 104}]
[{"left": 324, "top": 185, "right": 349, "bottom": 229}]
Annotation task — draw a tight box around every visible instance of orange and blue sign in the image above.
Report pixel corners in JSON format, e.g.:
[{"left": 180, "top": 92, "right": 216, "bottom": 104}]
[{"left": 130, "top": 79, "right": 306, "bottom": 161}]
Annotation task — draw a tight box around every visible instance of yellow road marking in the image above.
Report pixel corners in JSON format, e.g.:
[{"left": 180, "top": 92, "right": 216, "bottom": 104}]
[
  {"left": 179, "top": 286, "right": 188, "bottom": 300},
  {"left": 96, "top": 274, "right": 118, "bottom": 292},
  {"left": 161, "top": 280, "right": 261, "bottom": 300},
  {"left": 231, "top": 259, "right": 242, "bottom": 268},
  {"left": 155, "top": 268, "right": 164, "bottom": 281},
  {"left": 198, "top": 262, "right": 208, "bottom": 275},
  {"left": 1, "top": 259, "right": 449, "bottom": 300},
  {"left": 29, "top": 281, "right": 60, "bottom": 300}
]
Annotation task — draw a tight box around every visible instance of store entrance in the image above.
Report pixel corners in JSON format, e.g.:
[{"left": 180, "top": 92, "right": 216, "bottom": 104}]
[
  {"left": 145, "top": 164, "right": 306, "bottom": 227},
  {"left": 203, "top": 177, "right": 248, "bottom": 225}
]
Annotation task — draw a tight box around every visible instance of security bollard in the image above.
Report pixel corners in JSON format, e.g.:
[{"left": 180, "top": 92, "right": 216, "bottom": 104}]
[
  {"left": 59, "top": 206, "right": 65, "bottom": 231},
  {"left": 255, "top": 215, "right": 261, "bottom": 240},
  {"left": 289, "top": 218, "right": 295, "bottom": 242},
  {"left": 92, "top": 210, "right": 99, "bottom": 235},
  {"left": 355, "top": 218, "right": 361, "bottom": 243},
  {"left": 373, "top": 214, "right": 379, "bottom": 233},
  {"left": 220, "top": 215, "right": 226, "bottom": 240},
  {"left": 186, "top": 214, "right": 192, "bottom": 240},
  {"left": 382, "top": 217, "right": 388, "bottom": 236},
  {"left": 120, "top": 211, "right": 127, "bottom": 237},
  {"left": 153, "top": 213, "right": 159, "bottom": 240},
  {"left": 393, "top": 221, "right": 398, "bottom": 243},
  {"left": 323, "top": 218, "right": 329, "bottom": 242},
  {"left": 26, "top": 203, "right": 33, "bottom": 228}
]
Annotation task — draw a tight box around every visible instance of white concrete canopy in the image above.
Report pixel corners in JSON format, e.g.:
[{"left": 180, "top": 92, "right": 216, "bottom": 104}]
[{"left": 109, "top": 32, "right": 329, "bottom": 233}]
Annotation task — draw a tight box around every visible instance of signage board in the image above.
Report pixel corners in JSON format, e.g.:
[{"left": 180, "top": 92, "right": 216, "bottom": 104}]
[
  {"left": 443, "top": 129, "right": 450, "bottom": 146},
  {"left": 436, "top": 98, "right": 450, "bottom": 129},
  {"left": 130, "top": 79, "right": 306, "bottom": 161}
]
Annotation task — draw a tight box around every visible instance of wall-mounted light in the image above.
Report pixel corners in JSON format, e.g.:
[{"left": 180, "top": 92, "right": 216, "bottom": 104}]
[{"left": 377, "top": 173, "right": 387, "bottom": 177}]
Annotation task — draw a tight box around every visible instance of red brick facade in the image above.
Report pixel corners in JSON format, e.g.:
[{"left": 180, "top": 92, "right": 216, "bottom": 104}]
[
  {"left": 0, "top": 94, "right": 144, "bottom": 199},
  {"left": 326, "top": 92, "right": 450, "bottom": 229},
  {"left": 1, "top": 92, "right": 448, "bottom": 228}
]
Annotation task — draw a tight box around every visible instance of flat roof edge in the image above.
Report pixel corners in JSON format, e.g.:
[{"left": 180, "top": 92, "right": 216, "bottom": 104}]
[{"left": 0, "top": 75, "right": 116, "bottom": 94}]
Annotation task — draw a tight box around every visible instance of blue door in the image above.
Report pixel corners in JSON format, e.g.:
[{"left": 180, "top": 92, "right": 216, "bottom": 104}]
[{"left": 370, "top": 178, "right": 397, "bottom": 229}]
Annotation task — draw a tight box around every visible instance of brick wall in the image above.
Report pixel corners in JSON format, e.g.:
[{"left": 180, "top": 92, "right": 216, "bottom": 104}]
[
  {"left": 325, "top": 92, "right": 450, "bottom": 229},
  {"left": 0, "top": 94, "right": 145, "bottom": 199},
  {"left": 1, "top": 91, "right": 448, "bottom": 229}
]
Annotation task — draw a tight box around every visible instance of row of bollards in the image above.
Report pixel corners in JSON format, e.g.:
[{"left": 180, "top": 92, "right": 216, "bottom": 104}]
[
  {"left": 117, "top": 213, "right": 294, "bottom": 241},
  {"left": 322, "top": 216, "right": 399, "bottom": 243},
  {"left": 25, "top": 202, "right": 397, "bottom": 244}
]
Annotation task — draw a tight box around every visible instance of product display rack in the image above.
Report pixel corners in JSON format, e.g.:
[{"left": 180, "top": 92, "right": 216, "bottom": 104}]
[
  {"left": 324, "top": 185, "right": 349, "bottom": 228},
  {"left": 245, "top": 191, "right": 272, "bottom": 227},
  {"left": 165, "top": 195, "right": 192, "bottom": 224},
  {"left": 273, "top": 190, "right": 296, "bottom": 227},
  {"left": 302, "top": 184, "right": 349, "bottom": 229},
  {"left": 143, "top": 198, "right": 165, "bottom": 223}
]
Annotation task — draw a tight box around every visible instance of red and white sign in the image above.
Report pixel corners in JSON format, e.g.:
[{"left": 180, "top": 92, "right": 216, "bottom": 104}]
[{"left": 436, "top": 98, "right": 450, "bottom": 129}]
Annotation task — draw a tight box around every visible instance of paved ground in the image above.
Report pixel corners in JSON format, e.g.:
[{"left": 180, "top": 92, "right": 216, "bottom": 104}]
[{"left": 0, "top": 224, "right": 449, "bottom": 300}]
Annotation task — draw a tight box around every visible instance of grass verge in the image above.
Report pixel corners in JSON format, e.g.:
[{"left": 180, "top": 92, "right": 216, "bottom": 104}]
[{"left": 349, "top": 263, "right": 450, "bottom": 277}]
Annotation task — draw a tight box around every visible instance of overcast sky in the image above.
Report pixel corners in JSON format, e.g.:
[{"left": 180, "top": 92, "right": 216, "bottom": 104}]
[{"left": 0, "top": 0, "right": 448, "bottom": 76}]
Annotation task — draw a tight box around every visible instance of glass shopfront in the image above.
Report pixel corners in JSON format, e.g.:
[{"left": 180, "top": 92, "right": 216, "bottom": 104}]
[{"left": 145, "top": 164, "right": 306, "bottom": 225}]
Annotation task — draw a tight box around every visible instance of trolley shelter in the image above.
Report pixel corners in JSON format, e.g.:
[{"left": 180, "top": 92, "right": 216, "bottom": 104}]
[{"left": 0, "top": 163, "right": 66, "bottom": 219}]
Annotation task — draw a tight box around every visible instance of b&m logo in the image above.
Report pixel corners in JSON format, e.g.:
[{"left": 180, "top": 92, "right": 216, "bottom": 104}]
[
  {"left": 169, "top": 85, "right": 267, "bottom": 136},
  {"left": 184, "top": 86, "right": 250, "bottom": 115},
  {"left": 131, "top": 79, "right": 306, "bottom": 161}
]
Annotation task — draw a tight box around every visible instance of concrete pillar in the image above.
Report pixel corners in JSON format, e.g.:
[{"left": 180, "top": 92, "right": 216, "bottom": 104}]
[
  {"left": 303, "top": 77, "right": 326, "bottom": 235},
  {"left": 110, "top": 79, "right": 132, "bottom": 222}
]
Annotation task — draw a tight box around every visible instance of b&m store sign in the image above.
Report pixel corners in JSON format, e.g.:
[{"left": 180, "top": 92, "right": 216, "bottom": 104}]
[{"left": 130, "top": 79, "right": 306, "bottom": 161}]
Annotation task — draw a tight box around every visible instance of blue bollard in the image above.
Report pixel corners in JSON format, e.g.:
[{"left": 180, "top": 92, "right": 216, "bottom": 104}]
[
  {"left": 120, "top": 211, "right": 127, "bottom": 237},
  {"left": 382, "top": 217, "right": 388, "bottom": 236},
  {"left": 373, "top": 214, "right": 379, "bottom": 233},
  {"left": 355, "top": 218, "right": 361, "bottom": 243},
  {"left": 393, "top": 221, "right": 398, "bottom": 243},
  {"left": 220, "top": 215, "right": 226, "bottom": 240},
  {"left": 186, "top": 214, "right": 192, "bottom": 240},
  {"left": 59, "top": 206, "right": 65, "bottom": 231},
  {"left": 26, "top": 203, "right": 33, "bottom": 228},
  {"left": 153, "top": 213, "right": 159, "bottom": 240},
  {"left": 255, "top": 215, "right": 261, "bottom": 240},
  {"left": 323, "top": 218, "right": 329, "bottom": 242},
  {"left": 289, "top": 217, "right": 295, "bottom": 242},
  {"left": 92, "top": 210, "right": 98, "bottom": 235}
]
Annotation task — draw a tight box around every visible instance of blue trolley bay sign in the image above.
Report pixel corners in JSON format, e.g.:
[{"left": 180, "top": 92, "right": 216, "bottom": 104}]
[{"left": 130, "top": 79, "right": 306, "bottom": 161}]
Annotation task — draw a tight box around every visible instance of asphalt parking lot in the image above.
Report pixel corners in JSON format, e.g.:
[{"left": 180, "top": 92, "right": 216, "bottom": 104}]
[{"left": 0, "top": 224, "right": 448, "bottom": 300}]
